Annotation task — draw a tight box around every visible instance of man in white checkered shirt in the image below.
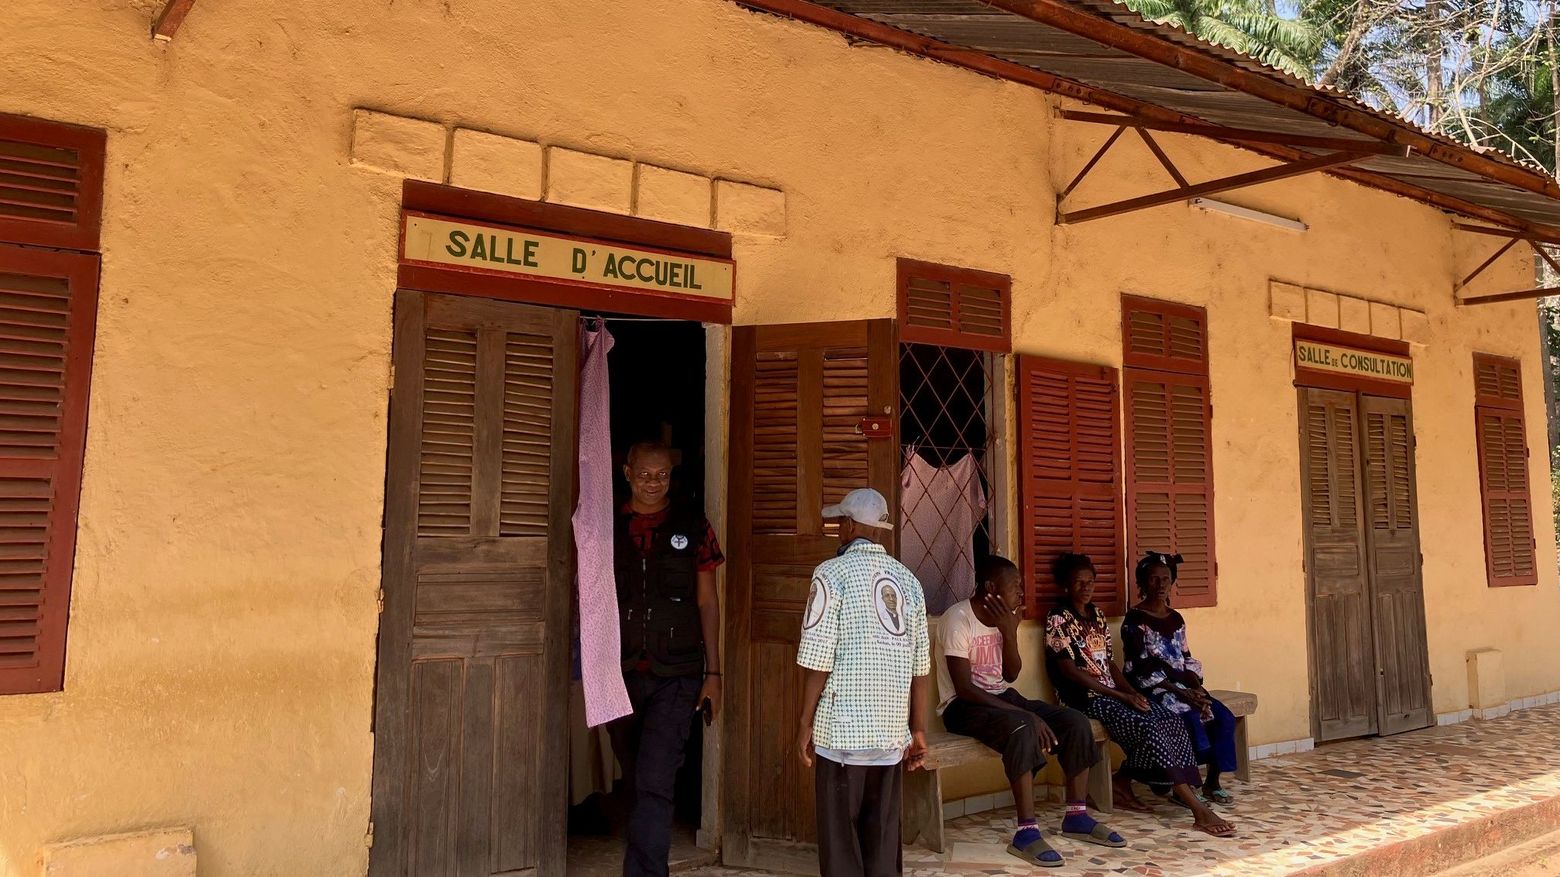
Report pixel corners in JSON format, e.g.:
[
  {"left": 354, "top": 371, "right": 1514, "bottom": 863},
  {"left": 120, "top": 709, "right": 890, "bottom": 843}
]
[{"left": 795, "top": 487, "right": 931, "bottom": 877}]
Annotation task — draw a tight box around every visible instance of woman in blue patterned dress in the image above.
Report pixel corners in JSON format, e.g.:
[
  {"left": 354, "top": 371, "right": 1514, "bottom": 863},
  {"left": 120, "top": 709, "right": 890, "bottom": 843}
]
[{"left": 1122, "top": 552, "right": 1238, "bottom": 805}]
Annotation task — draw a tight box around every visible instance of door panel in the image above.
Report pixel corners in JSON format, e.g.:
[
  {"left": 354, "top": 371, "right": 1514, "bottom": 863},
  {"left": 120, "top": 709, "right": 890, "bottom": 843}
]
[
  {"left": 372, "top": 290, "right": 577, "bottom": 877},
  {"left": 724, "top": 320, "right": 898, "bottom": 870},
  {"left": 1300, "top": 388, "right": 1377, "bottom": 741},
  {"left": 1360, "top": 395, "right": 1433, "bottom": 735}
]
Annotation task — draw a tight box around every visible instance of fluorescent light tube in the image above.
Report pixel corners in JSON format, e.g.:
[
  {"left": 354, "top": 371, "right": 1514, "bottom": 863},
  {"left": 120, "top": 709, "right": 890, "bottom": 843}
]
[{"left": 1190, "top": 197, "right": 1307, "bottom": 232}]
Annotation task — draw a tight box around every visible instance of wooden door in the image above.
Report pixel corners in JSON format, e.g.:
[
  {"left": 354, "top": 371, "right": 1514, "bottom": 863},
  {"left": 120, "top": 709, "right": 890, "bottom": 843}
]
[
  {"left": 1360, "top": 395, "right": 1432, "bottom": 735},
  {"left": 723, "top": 320, "right": 898, "bottom": 873},
  {"left": 370, "top": 290, "right": 577, "bottom": 877},
  {"left": 1299, "top": 388, "right": 1377, "bottom": 741}
]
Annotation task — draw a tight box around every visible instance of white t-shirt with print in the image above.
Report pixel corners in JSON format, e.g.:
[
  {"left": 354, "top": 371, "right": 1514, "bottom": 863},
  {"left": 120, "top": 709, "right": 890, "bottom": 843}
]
[{"left": 934, "top": 598, "right": 1009, "bottom": 714}]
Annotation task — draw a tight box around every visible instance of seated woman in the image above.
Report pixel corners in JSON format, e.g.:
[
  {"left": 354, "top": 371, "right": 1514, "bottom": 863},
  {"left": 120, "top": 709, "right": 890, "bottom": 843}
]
[
  {"left": 1043, "top": 553, "right": 1235, "bottom": 838},
  {"left": 1122, "top": 552, "right": 1239, "bottom": 806}
]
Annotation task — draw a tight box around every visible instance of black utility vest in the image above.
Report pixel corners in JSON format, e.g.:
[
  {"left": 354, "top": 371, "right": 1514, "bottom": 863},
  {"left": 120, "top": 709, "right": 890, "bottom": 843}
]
[{"left": 615, "top": 506, "right": 705, "bottom": 676}]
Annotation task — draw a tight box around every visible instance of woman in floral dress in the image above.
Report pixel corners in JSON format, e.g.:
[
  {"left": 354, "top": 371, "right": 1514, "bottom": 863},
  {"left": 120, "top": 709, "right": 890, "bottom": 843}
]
[{"left": 1044, "top": 553, "right": 1235, "bottom": 837}]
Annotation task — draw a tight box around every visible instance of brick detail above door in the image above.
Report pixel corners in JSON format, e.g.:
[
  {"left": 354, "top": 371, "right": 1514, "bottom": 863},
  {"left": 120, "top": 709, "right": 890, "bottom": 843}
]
[{"left": 1270, "top": 280, "right": 1429, "bottom": 345}]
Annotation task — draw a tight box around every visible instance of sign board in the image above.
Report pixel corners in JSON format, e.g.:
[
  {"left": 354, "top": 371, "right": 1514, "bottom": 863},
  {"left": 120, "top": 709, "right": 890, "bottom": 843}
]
[
  {"left": 401, "top": 213, "right": 734, "bottom": 302},
  {"left": 1295, "top": 339, "right": 1413, "bottom": 384}
]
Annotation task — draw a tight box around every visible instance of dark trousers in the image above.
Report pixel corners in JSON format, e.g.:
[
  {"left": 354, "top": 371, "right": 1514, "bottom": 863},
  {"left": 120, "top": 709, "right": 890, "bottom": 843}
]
[
  {"left": 607, "top": 672, "right": 701, "bottom": 877},
  {"left": 814, "top": 755, "right": 903, "bottom": 877},
  {"left": 1183, "top": 697, "right": 1239, "bottom": 774},
  {"left": 941, "top": 689, "right": 1097, "bottom": 782}
]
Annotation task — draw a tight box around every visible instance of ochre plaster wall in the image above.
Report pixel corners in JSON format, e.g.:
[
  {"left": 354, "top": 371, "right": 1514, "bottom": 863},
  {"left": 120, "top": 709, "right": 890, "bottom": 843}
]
[{"left": 1, "top": 0, "right": 1555, "bottom": 870}]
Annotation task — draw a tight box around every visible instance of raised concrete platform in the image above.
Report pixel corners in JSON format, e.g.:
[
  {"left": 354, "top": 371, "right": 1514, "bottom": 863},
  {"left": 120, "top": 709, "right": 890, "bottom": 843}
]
[{"left": 690, "top": 700, "right": 1560, "bottom": 876}]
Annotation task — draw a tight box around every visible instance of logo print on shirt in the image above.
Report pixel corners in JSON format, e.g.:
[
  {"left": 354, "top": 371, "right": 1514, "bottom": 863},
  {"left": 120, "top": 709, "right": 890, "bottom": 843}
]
[
  {"left": 670, "top": 534, "right": 689, "bottom": 550},
  {"left": 802, "top": 577, "right": 828, "bottom": 630},
  {"left": 874, "top": 575, "right": 906, "bottom": 636}
]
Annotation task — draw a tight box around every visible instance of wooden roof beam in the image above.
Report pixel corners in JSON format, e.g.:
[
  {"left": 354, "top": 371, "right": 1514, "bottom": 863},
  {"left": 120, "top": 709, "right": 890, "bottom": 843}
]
[
  {"left": 1057, "top": 109, "right": 1410, "bottom": 156},
  {"left": 152, "top": 0, "right": 196, "bottom": 41},
  {"left": 1457, "top": 287, "right": 1560, "bottom": 306}
]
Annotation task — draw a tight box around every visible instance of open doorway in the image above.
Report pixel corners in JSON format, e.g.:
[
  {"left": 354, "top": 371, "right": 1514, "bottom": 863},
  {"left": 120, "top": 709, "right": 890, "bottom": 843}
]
[{"left": 567, "top": 315, "right": 714, "bottom": 875}]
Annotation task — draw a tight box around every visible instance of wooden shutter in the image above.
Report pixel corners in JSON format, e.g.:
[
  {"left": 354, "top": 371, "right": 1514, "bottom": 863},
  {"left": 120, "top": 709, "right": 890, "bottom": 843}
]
[
  {"left": 1016, "top": 355, "right": 1124, "bottom": 616},
  {"left": 0, "top": 245, "right": 98, "bottom": 695},
  {"left": 1122, "top": 296, "right": 1216, "bottom": 607},
  {"left": 0, "top": 114, "right": 105, "bottom": 251},
  {"left": 1299, "top": 388, "right": 1377, "bottom": 741},
  {"left": 370, "top": 291, "right": 576, "bottom": 877},
  {"left": 724, "top": 320, "right": 897, "bottom": 868},
  {"left": 1361, "top": 395, "right": 1432, "bottom": 734},
  {"left": 1473, "top": 354, "right": 1537, "bottom": 587},
  {"left": 897, "top": 258, "right": 1011, "bottom": 352}
]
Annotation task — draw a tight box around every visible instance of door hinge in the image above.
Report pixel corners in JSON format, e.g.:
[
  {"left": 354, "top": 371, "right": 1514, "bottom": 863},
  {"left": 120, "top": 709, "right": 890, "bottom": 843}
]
[
  {"left": 388, "top": 364, "right": 396, "bottom": 391},
  {"left": 376, "top": 588, "right": 385, "bottom": 615},
  {"left": 365, "top": 820, "right": 374, "bottom": 849}
]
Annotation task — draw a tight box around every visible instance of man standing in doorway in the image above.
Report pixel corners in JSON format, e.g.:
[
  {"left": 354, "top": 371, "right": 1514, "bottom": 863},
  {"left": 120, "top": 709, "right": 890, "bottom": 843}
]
[
  {"left": 796, "top": 487, "right": 931, "bottom": 877},
  {"left": 608, "top": 441, "right": 724, "bottom": 877}
]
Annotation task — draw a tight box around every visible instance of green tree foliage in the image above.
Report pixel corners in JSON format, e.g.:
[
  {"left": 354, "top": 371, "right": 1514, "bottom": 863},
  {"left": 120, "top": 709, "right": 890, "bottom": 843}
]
[{"left": 1120, "top": 0, "right": 1321, "bottom": 77}]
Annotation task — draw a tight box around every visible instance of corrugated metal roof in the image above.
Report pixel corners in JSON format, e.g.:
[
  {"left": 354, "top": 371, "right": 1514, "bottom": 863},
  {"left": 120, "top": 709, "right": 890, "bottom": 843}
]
[{"left": 744, "top": 0, "right": 1560, "bottom": 240}]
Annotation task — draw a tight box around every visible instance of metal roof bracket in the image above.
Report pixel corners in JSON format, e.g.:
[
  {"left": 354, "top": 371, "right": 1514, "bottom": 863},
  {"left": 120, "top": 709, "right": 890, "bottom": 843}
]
[
  {"left": 1055, "top": 110, "right": 1406, "bottom": 224},
  {"left": 1454, "top": 224, "right": 1560, "bottom": 306}
]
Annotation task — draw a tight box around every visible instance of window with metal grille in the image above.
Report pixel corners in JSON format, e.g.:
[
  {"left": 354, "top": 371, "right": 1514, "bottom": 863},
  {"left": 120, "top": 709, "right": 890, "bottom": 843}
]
[
  {"left": 1122, "top": 295, "right": 1217, "bottom": 608},
  {"left": 896, "top": 260, "right": 1010, "bottom": 616}
]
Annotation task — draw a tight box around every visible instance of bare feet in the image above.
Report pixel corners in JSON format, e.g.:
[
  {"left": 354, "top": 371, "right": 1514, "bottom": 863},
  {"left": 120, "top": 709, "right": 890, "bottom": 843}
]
[
  {"left": 1111, "top": 774, "right": 1155, "bottom": 813},
  {"left": 1189, "top": 799, "right": 1236, "bottom": 837}
]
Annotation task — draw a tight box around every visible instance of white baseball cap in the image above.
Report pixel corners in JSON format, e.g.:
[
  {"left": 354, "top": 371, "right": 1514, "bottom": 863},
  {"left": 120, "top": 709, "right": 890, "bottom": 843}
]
[{"left": 822, "top": 488, "right": 894, "bottom": 530}]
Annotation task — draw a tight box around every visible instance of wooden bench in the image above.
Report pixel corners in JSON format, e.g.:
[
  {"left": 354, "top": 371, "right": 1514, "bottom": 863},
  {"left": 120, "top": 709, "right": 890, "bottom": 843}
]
[{"left": 902, "top": 690, "right": 1257, "bottom": 853}]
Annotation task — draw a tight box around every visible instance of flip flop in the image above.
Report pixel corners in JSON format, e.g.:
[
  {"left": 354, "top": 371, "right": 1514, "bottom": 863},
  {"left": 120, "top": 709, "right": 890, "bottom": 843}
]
[
  {"left": 1207, "top": 788, "right": 1235, "bottom": 806},
  {"left": 1193, "top": 819, "right": 1237, "bottom": 838},
  {"left": 1062, "top": 821, "right": 1127, "bottom": 848},
  {"left": 1007, "top": 834, "right": 1065, "bottom": 868}
]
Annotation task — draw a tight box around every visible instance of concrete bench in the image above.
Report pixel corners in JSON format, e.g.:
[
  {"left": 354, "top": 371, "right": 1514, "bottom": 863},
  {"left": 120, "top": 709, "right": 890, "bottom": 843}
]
[{"left": 902, "top": 689, "right": 1257, "bottom": 853}]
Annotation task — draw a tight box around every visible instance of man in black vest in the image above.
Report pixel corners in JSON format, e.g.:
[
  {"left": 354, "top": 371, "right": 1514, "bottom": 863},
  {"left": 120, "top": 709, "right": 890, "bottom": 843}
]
[{"left": 607, "top": 440, "right": 724, "bottom": 877}]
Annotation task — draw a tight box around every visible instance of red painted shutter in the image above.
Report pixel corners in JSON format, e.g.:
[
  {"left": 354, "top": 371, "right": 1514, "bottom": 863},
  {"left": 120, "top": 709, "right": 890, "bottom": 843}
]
[
  {"left": 897, "top": 258, "right": 1011, "bottom": 353},
  {"left": 1473, "top": 354, "right": 1537, "bottom": 587},
  {"left": 1122, "top": 296, "right": 1217, "bottom": 607},
  {"left": 0, "top": 114, "right": 105, "bottom": 251},
  {"left": 0, "top": 245, "right": 99, "bottom": 694},
  {"left": 1017, "top": 355, "right": 1124, "bottom": 617}
]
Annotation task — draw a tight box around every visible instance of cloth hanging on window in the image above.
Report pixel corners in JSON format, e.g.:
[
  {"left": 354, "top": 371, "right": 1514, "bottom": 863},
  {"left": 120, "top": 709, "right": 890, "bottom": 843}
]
[
  {"left": 568, "top": 680, "right": 620, "bottom": 805},
  {"left": 574, "top": 322, "right": 633, "bottom": 727},
  {"left": 900, "top": 449, "right": 988, "bottom": 615}
]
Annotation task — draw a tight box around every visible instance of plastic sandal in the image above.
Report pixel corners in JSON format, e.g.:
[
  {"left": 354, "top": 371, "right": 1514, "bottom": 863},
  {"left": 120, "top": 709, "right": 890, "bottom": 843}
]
[
  {"left": 1062, "top": 821, "right": 1128, "bottom": 848},
  {"left": 1007, "top": 834, "right": 1065, "bottom": 868}
]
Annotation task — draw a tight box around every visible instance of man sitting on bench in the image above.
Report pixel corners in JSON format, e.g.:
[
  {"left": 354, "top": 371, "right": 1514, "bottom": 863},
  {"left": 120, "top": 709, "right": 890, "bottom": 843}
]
[{"left": 936, "top": 556, "right": 1127, "bottom": 868}]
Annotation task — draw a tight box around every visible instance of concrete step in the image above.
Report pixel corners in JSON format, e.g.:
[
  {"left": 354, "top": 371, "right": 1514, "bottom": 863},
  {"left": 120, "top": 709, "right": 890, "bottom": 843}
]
[
  {"left": 1293, "top": 793, "right": 1560, "bottom": 877},
  {"left": 1432, "top": 826, "right": 1560, "bottom": 877}
]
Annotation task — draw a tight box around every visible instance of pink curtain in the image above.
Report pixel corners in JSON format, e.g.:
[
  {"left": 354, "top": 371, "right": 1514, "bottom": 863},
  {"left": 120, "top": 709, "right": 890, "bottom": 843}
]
[{"left": 574, "top": 322, "right": 632, "bottom": 727}]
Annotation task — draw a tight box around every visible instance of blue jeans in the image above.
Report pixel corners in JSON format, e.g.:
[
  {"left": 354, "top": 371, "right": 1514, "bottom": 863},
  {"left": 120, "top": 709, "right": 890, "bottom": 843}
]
[{"left": 1182, "top": 696, "right": 1238, "bottom": 775}]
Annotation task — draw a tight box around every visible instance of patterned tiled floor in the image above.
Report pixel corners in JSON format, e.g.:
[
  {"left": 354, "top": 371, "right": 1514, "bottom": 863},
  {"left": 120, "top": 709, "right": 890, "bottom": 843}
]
[{"left": 684, "top": 703, "right": 1560, "bottom": 877}]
